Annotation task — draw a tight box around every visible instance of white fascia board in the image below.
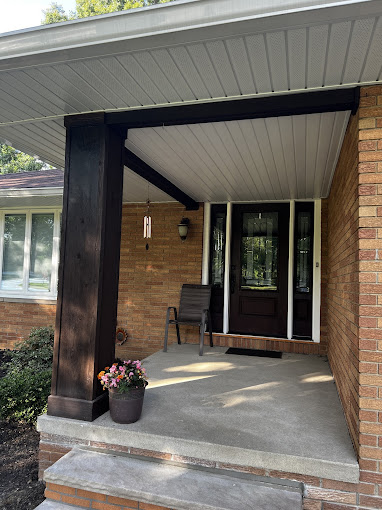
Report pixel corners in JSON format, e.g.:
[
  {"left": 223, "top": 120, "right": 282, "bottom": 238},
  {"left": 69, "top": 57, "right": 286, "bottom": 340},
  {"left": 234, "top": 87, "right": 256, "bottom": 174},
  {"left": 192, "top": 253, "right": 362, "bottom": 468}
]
[
  {"left": 0, "top": 0, "right": 380, "bottom": 71},
  {"left": 0, "top": 187, "right": 63, "bottom": 198}
]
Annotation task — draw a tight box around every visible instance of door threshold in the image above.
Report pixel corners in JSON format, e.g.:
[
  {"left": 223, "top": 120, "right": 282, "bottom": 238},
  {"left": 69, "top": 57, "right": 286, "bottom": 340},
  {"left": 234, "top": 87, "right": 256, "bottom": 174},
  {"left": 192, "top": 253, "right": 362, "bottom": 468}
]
[{"left": 212, "top": 332, "right": 316, "bottom": 344}]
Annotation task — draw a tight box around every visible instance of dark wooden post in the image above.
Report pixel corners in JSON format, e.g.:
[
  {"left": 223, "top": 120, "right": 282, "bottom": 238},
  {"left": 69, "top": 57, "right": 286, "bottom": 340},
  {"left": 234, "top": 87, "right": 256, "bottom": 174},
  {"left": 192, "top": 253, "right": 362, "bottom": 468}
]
[{"left": 48, "top": 113, "right": 126, "bottom": 421}]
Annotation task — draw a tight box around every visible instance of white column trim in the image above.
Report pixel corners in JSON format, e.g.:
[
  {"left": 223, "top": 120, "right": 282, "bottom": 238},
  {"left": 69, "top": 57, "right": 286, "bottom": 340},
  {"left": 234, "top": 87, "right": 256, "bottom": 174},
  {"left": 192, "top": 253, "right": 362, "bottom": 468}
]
[
  {"left": 287, "top": 200, "right": 295, "bottom": 340},
  {"left": 202, "top": 202, "right": 211, "bottom": 285},
  {"left": 312, "top": 199, "right": 322, "bottom": 343},
  {"left": 223, "top": 202, "right": 232, "bottom": 334}
]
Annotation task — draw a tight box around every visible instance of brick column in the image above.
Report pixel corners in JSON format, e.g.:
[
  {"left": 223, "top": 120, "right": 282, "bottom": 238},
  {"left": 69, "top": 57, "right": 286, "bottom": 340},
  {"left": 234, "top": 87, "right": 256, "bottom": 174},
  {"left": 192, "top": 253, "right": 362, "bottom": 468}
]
[{"left": 357, "top": 85, "right": 382, "bottom": 508}]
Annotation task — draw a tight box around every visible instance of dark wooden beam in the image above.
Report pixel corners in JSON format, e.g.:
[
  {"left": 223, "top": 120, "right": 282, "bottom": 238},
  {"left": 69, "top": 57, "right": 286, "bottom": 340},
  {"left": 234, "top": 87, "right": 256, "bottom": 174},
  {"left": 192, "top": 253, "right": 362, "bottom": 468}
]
[
  {"left": 106, "top": 87, "right": 360, "bottom": 129},
  {"left": 49, "top": 117, "right": 126, "bottom": 421},
  {"left": 124, "top": 148, "right": 199, "bottom": 211}
]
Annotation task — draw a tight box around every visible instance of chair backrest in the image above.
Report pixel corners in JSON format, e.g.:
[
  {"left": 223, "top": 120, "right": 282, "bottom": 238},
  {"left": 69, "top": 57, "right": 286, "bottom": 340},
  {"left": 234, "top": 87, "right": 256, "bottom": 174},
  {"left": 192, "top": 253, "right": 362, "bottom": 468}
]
[{"left": 178, "top": 284, "right": 212, "bottom": 322}]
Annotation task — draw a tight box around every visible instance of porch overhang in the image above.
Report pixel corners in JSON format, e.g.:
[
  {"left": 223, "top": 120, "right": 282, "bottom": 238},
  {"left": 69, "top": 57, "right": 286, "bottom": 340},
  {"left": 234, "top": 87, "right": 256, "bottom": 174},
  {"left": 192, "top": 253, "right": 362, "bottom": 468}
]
[{"left": 0, "top": 0, "right": 380, "bottom": 191}]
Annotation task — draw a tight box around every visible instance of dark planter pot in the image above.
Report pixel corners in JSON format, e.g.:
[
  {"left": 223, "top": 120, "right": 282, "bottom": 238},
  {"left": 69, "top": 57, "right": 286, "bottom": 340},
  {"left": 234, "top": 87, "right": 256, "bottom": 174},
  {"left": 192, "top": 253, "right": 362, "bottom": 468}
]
[{"left": 108, "top": 386, "right": 146, "bottom": 424}]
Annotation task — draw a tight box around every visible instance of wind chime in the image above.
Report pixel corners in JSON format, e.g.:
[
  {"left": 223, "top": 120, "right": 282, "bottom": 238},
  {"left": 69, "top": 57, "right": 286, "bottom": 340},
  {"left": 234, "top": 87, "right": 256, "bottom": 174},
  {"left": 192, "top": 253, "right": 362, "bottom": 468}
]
[{"left": 143, "top": 189, "right": 151, "bottom": 250}]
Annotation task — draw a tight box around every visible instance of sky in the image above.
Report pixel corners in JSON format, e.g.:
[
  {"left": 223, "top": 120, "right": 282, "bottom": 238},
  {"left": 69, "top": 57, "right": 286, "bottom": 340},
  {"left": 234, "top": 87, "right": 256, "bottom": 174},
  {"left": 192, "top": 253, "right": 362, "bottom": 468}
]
[{"left": 0, "top": 1, "right": 77, "bottom": 34}]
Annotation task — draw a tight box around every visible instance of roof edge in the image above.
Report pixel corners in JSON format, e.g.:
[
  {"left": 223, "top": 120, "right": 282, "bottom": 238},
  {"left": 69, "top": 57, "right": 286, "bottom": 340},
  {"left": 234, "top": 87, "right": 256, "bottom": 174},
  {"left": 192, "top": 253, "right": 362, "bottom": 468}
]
[{"left": 0, "top": 0, "right": 378, "bottom": 70}]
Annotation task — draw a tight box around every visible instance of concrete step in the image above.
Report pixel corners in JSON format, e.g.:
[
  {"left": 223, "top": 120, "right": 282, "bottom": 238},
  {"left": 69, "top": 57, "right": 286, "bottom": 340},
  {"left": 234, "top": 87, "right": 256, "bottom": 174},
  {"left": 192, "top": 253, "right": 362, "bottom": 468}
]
[
  {"left": 35, "top": 502, "right": 83, "bottom": 510},
  {"left": 42, "top": 448, "right": 303, "bottom": 510}
]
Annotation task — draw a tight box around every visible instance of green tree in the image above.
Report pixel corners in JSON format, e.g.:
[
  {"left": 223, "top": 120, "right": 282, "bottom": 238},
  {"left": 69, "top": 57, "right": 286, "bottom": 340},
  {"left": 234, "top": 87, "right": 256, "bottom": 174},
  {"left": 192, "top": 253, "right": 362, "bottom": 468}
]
[
  {"left": 42, "top": 0, "right": 173, "bottom": 24},
  {"left": 41, "top": 2, "right": 72, "bottom": 24},
  {"left": 0, "top": 144, "right": 45, "bottom": 174}
]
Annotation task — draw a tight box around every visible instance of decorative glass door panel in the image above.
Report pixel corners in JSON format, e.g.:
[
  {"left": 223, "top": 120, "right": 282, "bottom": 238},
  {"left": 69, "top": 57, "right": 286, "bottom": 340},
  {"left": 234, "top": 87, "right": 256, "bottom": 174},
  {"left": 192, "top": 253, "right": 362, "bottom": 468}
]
[
  {"left": 230, "top": 204, "right": 289, "bottom": 337},
  {"left": 241, "top": 212, "right": 278, "bottom": 291}
]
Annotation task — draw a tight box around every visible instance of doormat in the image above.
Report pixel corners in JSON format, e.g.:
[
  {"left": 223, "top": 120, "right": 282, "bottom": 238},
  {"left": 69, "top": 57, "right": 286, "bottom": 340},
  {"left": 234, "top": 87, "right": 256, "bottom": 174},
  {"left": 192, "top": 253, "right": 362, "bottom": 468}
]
[{"left": 225, "top": 348, "right": 282, "bottom": 358}]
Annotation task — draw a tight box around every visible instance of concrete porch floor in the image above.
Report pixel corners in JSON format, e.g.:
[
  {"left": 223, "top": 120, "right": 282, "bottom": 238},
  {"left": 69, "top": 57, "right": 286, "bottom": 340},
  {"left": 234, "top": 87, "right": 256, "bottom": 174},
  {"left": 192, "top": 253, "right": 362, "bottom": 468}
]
[{"left": 38, "top": 344, "right": 359, "bottom": 483}]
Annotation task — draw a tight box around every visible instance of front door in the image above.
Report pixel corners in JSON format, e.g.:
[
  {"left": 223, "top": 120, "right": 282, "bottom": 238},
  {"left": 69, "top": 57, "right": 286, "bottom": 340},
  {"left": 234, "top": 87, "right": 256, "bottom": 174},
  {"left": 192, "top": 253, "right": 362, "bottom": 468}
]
[{"left": 230, "top": 203, "right": 289, "bottom": 337}]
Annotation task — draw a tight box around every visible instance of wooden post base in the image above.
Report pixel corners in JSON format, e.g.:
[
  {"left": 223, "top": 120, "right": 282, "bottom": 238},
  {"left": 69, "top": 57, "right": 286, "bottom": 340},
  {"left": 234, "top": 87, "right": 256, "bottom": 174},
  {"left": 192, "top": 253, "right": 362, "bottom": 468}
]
[{"left": 47, "top": 392, "right": 109, "bottom": 422}]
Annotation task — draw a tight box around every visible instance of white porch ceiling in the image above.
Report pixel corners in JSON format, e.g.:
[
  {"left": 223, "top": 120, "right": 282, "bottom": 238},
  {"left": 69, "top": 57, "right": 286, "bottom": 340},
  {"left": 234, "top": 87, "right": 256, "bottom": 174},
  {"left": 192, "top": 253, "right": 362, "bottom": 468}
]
[
  {"left": 125, "top": 111, "right": 350, "bottom": 202},
  {"left": 0, "top": 2, "right": 381, "bottom": 133},
  {"left": 0, "top": 0, "right": 378, "bottom": 202}
]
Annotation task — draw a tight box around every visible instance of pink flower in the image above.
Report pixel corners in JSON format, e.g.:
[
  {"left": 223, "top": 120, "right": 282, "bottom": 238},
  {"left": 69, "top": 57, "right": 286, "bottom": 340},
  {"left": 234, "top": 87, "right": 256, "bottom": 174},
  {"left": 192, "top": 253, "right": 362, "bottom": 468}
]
[
  {"left": 129, "top": 372, "right": 134, "bottom": 377},
  {"left": 110, "top": 365, "right": 117, "bottom": 374},
  {"left": 110, "top": 378, "right": 118, "bottom": 387}
]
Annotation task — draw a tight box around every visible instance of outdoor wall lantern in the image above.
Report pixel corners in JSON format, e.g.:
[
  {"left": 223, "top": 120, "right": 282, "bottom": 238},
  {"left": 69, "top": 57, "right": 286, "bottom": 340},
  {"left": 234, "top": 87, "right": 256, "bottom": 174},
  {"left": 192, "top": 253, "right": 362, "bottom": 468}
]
[{"left": 178, "top": 218, "right": 190, "bottom": 241}]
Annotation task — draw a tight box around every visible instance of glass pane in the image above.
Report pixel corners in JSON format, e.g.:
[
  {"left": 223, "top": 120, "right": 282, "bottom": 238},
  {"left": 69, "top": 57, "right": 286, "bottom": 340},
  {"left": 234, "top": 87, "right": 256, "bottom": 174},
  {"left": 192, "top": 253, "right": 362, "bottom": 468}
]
[
  {"left": 29, "top": 214, "right": 54, "bottom": 292},
  {"left": 295, "top": 211, "right": 312, "bottom": 293},
  {"left": 241, "top": 212, "right": 278, "bottom": 291},
  {"left": 1, "top": 214, "right": 26, "bottom": 291},
  {"left": 211, "top": 212, "right": 226, "bottom": 288}
]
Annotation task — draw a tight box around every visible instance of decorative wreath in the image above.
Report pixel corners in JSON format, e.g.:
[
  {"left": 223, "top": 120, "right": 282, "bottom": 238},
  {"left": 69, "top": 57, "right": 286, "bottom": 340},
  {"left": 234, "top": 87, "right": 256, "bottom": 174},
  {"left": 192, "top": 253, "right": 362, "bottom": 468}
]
[{"left": 115, "top": 327, "right": 128, "bottom": 346}]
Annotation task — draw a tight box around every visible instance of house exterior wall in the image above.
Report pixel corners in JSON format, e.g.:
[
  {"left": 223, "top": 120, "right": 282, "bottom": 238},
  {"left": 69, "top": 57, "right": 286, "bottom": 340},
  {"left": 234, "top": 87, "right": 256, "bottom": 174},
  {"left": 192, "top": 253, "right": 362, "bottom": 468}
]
[
  {"left": 320, "top": 84, "right": 382, "bottom": 509},
  {"left": 356, "top": 85, "right": 382, "bottom": 507},
  {"left": 0, "top": 300, "right": 56, "bottom": 349},
  {"left": 325, "top": 110, "right": 360, "bottom": 454},
  {"left": 0, "top": 201, "right": 327, "bottom": 356},
  {"left": 116, "top": 202, "right": 204, "bottom": 360}
]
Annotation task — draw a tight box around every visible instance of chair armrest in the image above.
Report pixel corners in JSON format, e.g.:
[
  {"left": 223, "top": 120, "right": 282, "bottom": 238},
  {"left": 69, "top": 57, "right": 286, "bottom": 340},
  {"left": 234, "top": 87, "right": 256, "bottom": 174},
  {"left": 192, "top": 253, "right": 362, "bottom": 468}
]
[{"left": 166, "top": 306, "right": 178, "bottom": 322}]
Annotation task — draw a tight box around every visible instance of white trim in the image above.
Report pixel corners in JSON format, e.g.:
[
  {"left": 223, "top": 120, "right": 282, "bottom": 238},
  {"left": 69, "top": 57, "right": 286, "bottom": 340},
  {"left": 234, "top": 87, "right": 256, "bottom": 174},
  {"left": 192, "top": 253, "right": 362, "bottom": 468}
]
[
  {"left": 287, "top": 201, "right": 295, "bottom": 340},
  {"left": 0, "top": 296, "right": 56, "bottom": 304},
  {"left": 223, "top": 202, "right": 232, "bottom": 334},
  {"left": 207, "top": 199, "right": 321, "bottom": 342},
  {"left": 312, "top": 199, "right": 322, "bottom": 342},
  {"left": 0, "top": 187, "right": 63, "bottom": 198},
  {"left": 202, "top": 202, "right": 211, "bottom": 285}
]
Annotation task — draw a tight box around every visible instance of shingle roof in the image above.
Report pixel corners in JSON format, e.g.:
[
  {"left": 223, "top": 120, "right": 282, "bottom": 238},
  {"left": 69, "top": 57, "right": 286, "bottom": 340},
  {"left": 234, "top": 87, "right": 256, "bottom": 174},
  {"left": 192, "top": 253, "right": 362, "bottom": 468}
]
[{"left": 0, "top": 169, "right": 64, "bottom": 189}]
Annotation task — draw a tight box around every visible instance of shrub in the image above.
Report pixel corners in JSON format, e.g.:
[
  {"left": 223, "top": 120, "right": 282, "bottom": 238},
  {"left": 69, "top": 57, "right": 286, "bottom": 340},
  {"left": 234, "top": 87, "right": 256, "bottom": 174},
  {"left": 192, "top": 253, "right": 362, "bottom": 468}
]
[
  {"left": 0, "top": 369, "right": 52, "bottom": 423},
  {"left": 0, "top": 326, "right": 54, "bottom": 423},
  {"left": 3, "top": 326, "right": 54, "bottom": 372}
]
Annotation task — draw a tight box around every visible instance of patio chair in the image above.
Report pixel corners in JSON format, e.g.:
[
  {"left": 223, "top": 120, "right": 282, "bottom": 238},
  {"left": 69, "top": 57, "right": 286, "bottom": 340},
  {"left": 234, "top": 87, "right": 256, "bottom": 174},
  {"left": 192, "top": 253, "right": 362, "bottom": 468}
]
[{"left": 164, "top": 284, "right": 213, "bottom": 356}]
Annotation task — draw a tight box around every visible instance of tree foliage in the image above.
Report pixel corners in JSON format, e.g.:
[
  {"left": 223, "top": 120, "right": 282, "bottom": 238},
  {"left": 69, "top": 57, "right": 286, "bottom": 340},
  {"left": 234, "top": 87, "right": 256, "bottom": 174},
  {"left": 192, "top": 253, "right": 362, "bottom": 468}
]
[
  {"left": 42, "top": 0, "right": 173, "bottom": 24},
  {"left": 0, "top": 144, "right": 45, "bottom": 174}
]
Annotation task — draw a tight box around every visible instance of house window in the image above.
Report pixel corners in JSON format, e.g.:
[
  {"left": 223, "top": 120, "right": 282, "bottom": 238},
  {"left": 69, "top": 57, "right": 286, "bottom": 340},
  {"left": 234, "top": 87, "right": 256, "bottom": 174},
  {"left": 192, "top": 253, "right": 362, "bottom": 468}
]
[{"left": 0, "top": 210, "right": 61, "bottom": 299}]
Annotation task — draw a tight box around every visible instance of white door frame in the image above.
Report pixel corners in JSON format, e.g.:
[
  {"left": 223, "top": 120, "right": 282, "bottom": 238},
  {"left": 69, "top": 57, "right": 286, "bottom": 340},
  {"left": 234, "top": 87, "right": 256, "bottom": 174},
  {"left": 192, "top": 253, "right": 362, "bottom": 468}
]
[{"left": 201, "top": 200, "right": 321, "bottom": 342}]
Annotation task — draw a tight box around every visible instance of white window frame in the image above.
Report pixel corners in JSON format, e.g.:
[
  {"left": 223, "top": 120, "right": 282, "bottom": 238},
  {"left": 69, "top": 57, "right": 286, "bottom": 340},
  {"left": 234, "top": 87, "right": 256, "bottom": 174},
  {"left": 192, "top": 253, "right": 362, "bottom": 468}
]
[{"left": 0, "top": 208, "right": 61, "bottom": 300}]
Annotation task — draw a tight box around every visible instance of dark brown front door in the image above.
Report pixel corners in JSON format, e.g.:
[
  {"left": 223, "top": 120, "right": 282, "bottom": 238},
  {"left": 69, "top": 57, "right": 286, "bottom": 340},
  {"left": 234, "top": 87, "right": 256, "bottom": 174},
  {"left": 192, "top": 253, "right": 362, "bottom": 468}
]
[{"left": 230, "top": 203, "right": 290, "bottom": 337}]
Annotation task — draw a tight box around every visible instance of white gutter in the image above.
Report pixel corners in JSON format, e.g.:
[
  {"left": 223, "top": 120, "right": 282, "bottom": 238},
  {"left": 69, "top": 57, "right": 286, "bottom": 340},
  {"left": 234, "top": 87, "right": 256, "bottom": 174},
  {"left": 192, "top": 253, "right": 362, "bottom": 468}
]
[
  {"left": 0, "top": 0, "right": 379, "bottom": 70},
  {"left": 0, "top": 187, "right": 63, "bottom": 198}
]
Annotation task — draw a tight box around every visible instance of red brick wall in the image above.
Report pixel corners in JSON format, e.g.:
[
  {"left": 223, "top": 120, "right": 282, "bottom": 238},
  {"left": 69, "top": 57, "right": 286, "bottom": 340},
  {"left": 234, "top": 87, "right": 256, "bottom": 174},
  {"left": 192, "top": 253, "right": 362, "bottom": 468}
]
[
  {"left": 325, "top": 111, "right": 360, "bottom": 454},
  {"left": 116, "top": 203, "right": 204, "bottom": 360},
  {"left": 356, "top": 85, "right": 382, "bottom": 507},
  {"left": 323, "top": 84, "right": 382, "bottom": 508},
  {"left": 0, "top": 300, "right": 56, "bottom": 349}
]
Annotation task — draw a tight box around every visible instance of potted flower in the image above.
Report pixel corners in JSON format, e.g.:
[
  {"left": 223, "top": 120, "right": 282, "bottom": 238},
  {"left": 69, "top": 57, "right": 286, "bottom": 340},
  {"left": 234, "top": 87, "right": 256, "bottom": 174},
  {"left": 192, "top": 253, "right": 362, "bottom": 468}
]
[{"left": 98, "top": 359, "right": 148, "bottom": 424}]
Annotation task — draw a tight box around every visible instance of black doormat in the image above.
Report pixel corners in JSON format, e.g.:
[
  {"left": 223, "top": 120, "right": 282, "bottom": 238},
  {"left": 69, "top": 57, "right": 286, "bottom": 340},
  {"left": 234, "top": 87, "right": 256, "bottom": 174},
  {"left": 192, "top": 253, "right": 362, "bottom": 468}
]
[{"left": 225, "top": 348, "right": 282, "bottom": 358}]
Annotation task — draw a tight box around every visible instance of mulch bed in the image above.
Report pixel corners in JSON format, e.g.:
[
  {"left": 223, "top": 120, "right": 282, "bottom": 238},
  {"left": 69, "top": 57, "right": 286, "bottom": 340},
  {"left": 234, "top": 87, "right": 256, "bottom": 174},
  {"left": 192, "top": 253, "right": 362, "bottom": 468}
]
[{"left": 0, "top": 351, "right": 45, "bottom": 510}]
